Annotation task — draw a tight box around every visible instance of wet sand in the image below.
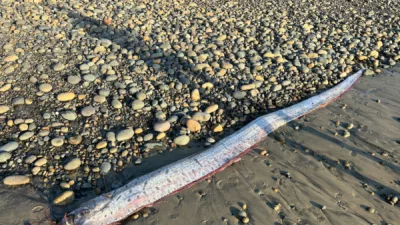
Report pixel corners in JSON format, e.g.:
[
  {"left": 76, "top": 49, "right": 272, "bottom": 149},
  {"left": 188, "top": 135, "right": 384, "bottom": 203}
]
[{"left": 1, "top": 67, "right": 399, "bottom": 224}]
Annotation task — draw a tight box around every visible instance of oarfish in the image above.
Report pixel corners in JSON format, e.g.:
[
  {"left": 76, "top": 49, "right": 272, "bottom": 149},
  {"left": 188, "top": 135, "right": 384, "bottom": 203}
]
[{"left": 61, "top": 70, "right": 363, "bottom": 225}]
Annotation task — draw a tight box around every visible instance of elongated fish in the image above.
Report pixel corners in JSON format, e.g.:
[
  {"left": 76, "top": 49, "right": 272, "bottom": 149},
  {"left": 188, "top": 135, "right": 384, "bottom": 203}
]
[{"left": 61, "top": 70, "right": 363, "bottom": 225}]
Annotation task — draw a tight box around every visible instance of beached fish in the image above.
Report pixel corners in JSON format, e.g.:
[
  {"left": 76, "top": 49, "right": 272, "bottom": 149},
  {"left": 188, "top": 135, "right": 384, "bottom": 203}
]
[{"left": 61, "top": 70, "right": 363, "bottom": 225}]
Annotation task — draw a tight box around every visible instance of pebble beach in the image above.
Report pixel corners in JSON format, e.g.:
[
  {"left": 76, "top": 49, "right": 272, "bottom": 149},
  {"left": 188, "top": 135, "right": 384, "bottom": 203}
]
[{"left": 0, "top": 0, "right": 399, "bottom": 224}]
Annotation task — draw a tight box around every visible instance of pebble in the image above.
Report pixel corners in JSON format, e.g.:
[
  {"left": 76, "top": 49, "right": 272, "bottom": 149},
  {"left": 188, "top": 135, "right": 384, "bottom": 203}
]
[
  {"left": 153, "top": 121, "right": 171, "bottom": 132},
  {"left": 34, "top": 158, "right": 47, "bottom": 166},
  {"left": 53, "top": 191, "right": 75, "bottom": 205},
  {"left": 0, "top": 105, "right": 10, "bottom": 114},
  {"left": 173, "top": 135, "right": 190, "bottom": 146},
  {"left": 116, "top": 128, "right": 134, "bottom": 141},
  {"left": 0, "top": 152, "right": 12, "bottom": 163},
  {"left": 205, "top": 104, "right": 218, "bottom": 113},
  {"left": 0, "top": 141, "right": 19, "bottom": 152},
  {"left": 64, "top": 158, "right": 82, "bottom": 171},
  {"left": 61, "top": 111, "right": 77, "bottom": 121},
  {"left": 81, "top": 106, "right": 95, "bottom": 117},
  {"left": 19, "top": 131, "right": 34, "bottom": 141},
  {"left": 38, "top": 84, "right": 53, "bottom": 93},
  {"left": 68, "top": 135, "right": 82, "bottom": 145},
  {"left": 53, "top": 63, "right": 65, "bottom": 71},
  {"left": 51, "top": 138, "right": 64, "bottom": 147},
  {"left": 191, "top": 89, "right": 200, "bottom": 101},
  {"left": 192, "top": 112, "right": 211, "bottom": 122},
  {"left": 186, "top": 119, "right": 201, "bottom": 132},
  {"left": 100, "top": 162, "right": 112, "bottom": 174},
  {"left": 3, "top": 175, "right": 30, "bottom": 186},
  {"left": 57, "top": 92, "right": 76, "bottom": 101},
  {"left": 132, "top": 100, "right": 144, "bottom": 110}
]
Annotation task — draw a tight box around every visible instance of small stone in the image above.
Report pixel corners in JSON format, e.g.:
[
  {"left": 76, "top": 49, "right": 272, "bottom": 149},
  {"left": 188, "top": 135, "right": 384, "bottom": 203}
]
[
  {"left": 19, "top": 131, "right": 34, "bottom": 141},
  {"left": 367, "top": 207, "right": 375, "bottom": 213},
  {"left": 64, "top": 158, "right": 81, "bottom": 171},
  {"left": 3, "top": 55, "right": 18, "bottom": 62},
  {"left": 53, "top": 191, "right": 75, "bottom": 205},
  {"left": 153, "top": 121, "right": 171, "bottom": 132},
  {"left": 192, "top": 112, "right": 211, "bottom": 122},
  {"left": 0, "top": 84, "right": 11, "bottom": 92},
  {"left": 96, "top": 141, "right": 107, "bottom": 149},
  {"left": 57, "top": 92, "right": 76, "bottom": 101},
  {"left": 343, "top": 130, "right": 351, "bottom": 138},
  {"left": 191, "top": 89, "right": 200, "bottom": 101},
  {"left": 81, "top": 106, "right": 95, "bottom": 117},
  {"left": 241, "top": 84, "right": 256, "bottom": 91},
  {"left": 4, "top": 66, "right": 14, "bottom": 74},
  {"left": 0, "top": 105, "right": 10, "bottom": 114},
  {"left": 233, "top": 91, "right": 246, "bottom": 99},
  {"left": 68, "top": 76, "right": 81, "bottom": 84},
  {"left": 51, "top": 138, "right": 64, "bottom": 147},
  {"left": 0, "top": 152, "right": 12, "bottom": 163},
  {"left": 0, "top": 142, "right": 19, "bottom": 152},
  {"left": 100, "top": 162, "right": 111, "bottom": 174},
  {"left": 68, "top": 135, "right": 82, "bottom": 145},
  {"left": 53, "top": 63, "right": 65, "bottom": 71},
  {"left": 116, "top": 128, "right": 134, "bottom": 141},
  {"left": 3, "top": 175, "right": 30, "bottom": 186},
  {"left": 205, "top": 104, "right": 218, "bottom": 113},
  {"left": 38, "top": 84, "right": 52, "bottom": 92},
  {"left": 34, "top": 158, "right": 47, "bottom": 166},
  {"left": 173, "top": 135, "right": 190, "bottom": 146},
  {"left": 186, "top": 119, "right": 201, "bottom": 132},
  {"left": 212, "top": 124, "right": 224, "bottom": 132},
  {"left": 61, "top": 111, "right": 77, "bottom": 121},
  {"left": 132, "top": 100, "right": 144, "bottom": 110},
  {"left": 242, "top": 217, "right": 250, "bottom": 224}
]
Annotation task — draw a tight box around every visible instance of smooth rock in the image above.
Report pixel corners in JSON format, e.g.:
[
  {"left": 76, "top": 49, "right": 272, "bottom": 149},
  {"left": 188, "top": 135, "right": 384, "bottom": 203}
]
[
  {"left": 53, "top": 191, "right": 75, "bottom": 205},
  {"left": 64, "top": 158, "right": 81, "bottom": 171},
  {"left": 173, "top": 135, "right": 190, "bottom": 146},
  {"left": 0, "top": 141, "right": 18, "bottom": 152},
  {"left": 3, "top": 175, "right": 30, "bottom": 186},
  {"left": 116, "top": 128, "right": 134, "bottom": 141},
  {"left": 153, "top": 121, "right": 171, "bottom": 132}
]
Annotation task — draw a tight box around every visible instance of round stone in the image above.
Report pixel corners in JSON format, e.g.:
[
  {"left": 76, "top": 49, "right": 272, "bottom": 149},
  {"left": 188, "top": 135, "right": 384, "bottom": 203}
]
[
  {"left": 61, "top": 111, "right": 77, "bottom": 121},
  {"left": 81, "top": 106, "right": 95, "bottom": 117},
  {"left": 64, "top": 158, "right": 81, "bottom": 171},
  {"left": 205, "top": 104, "right": 218, "bottom": 113},
  {"left": 116, "top": 128, "right": 134, "bottom": 141},
  {"left": 68, "top": 135, "right": 83, "bottom": 145},
  {"left": 136, "top": 92, "right": 146, "bottom": 100},
  {"left": 173, "top": 135, "right": 190, "bottom": 146},
  {"left": 19, "top": 131, "right": 34, "bottom": 141},
  {"left": 100, "top": 162, "right": 112, "bottom": 174},
  {"left": 38, "top": 83, "right": 52, "bottom": 93},
  {"left": 34, "top": 158, "right": 47, "bottom": 166},
  {"left": 57, "top": 92, "right": 75, "bottom": 101},
  {"left": 0, "top": 152, "right": 12, "bottom": 163},
  {"left": 67, "top": 75, "right": 81, "bottom": 85},
  {"left": 53, "top": 191, "right": 75, "bottom": 205},
  {"left": 153, "top": 121, "right": 171, "bottom": 132},
  {"left": 0, "top": 141, "right": 19, "bottom": 152},
  {"left": 111, "top": 99, "right": 122, "bottom": 109},
  {"left": 192, "top": 112, "right": 211, "bottom": 122},
  {"left": 186, "top": 119, "right": 201, "bottom": 132},
  {"left": 132, "top": 100, "right": 144, "bottom": 110},
  {"left": 3, "top": 175, "right": 30, "bottom": 186},
  {"left": 0, "top": 105, "right": 10, "bottom": 114},
  {"left": 51, "top": 138, "right": 64, "bottom": 147},
  {"left": 53, "top": 63, "right": 65, "bottom": 71}
]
